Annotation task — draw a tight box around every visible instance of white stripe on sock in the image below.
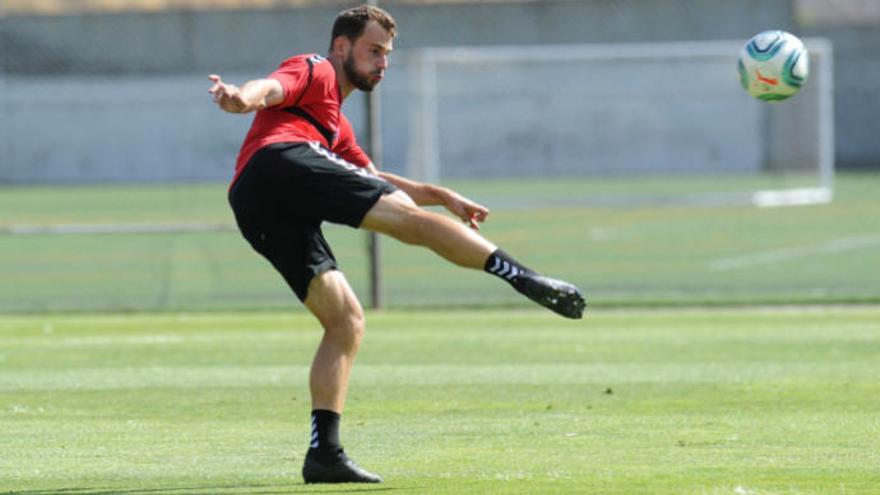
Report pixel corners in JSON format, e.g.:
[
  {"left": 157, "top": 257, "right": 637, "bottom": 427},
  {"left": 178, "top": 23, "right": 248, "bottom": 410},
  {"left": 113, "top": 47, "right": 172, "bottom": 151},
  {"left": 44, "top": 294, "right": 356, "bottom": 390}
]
[
  {"left": 310, "top": 416, "right": 319, "bottom": 448},
  {"left": 489, "top": 257, "right": 502, "bottom": 273},
  {"left": 497, "top": 261, "right": 511, "bottom": 277}
]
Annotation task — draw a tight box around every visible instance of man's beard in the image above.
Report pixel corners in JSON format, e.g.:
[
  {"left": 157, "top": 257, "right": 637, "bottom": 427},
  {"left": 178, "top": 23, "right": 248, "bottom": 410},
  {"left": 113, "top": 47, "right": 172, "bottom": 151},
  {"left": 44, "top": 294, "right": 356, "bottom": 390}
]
[{"left": 344, "top": 52, "right": 379, "bottom": 92}]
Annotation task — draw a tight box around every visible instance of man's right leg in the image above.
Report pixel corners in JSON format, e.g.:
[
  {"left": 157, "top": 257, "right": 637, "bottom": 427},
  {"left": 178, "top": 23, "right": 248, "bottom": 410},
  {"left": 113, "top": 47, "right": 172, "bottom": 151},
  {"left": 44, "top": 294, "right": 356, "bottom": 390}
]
[
  {"left": 360, "top": 191, "right": 586, "bottom": 319},
  {"left": 301, "top": 269, "right": 382, "bottom": 484}
]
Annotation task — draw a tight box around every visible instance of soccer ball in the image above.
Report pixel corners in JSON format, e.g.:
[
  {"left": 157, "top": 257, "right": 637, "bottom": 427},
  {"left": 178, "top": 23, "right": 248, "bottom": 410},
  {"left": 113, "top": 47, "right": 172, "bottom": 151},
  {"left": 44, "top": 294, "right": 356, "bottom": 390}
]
[{"left": 737, "top": 30, "right": 809, "bottom": 102}]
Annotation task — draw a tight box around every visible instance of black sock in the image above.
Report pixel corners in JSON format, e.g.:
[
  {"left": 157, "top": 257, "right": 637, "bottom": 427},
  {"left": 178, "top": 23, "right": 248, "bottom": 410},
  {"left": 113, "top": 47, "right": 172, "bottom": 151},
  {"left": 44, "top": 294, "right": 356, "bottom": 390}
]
[
  {"left": 309, "top": 409, "right": 341, "bottom": 464},
  {"left": 484, "top": 248, "right": 536, "bottom": 287}
]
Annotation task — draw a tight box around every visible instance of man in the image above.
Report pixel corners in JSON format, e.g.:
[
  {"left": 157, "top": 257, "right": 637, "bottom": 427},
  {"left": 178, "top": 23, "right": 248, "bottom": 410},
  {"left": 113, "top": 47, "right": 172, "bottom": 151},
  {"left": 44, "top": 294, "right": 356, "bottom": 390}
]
[{"left": 209, "top": 4, "right": 585, "bottom": 484}]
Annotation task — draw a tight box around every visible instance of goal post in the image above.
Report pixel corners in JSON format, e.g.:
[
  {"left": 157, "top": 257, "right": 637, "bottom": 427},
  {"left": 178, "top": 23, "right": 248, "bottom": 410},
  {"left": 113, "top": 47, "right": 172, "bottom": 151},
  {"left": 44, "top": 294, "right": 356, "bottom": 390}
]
[{"left": 406, "top": 39, "right": 834, "bottom": 207}]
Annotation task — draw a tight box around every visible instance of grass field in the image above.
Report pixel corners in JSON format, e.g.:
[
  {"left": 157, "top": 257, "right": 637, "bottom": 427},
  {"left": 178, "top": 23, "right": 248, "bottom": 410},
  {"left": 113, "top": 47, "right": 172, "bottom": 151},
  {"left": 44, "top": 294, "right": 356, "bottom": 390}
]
[
  {"left": 2, "top": 307, "right": 879, "bottom": 494},
  {"left": 2, "top": 173, "right": 880, "bottom": 312}
]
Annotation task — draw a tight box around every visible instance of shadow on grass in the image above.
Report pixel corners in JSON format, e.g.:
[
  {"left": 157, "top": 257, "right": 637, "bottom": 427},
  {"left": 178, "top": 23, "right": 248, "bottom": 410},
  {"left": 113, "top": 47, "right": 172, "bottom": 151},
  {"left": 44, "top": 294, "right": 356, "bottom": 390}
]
[{"left": 7, "top": 484, "right": 409, "bottom": 495}]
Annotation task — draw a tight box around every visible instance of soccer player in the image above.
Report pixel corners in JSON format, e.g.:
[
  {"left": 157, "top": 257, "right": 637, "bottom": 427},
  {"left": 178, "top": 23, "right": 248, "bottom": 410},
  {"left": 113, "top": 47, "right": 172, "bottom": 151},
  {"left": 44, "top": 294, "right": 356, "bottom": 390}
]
[{"left": 209, "top": 4, "right": 585, "bottom": 484}]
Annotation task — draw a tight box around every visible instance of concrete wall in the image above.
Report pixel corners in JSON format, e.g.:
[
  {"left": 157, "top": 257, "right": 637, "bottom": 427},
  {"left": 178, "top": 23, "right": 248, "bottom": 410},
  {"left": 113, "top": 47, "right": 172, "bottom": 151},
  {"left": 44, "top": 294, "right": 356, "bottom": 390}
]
[
  {"left": 1, "top": 1, "right": 798, "bottom": 73},
  {"left": 1, "top": 0, "right": 876, "bottom": 183}
]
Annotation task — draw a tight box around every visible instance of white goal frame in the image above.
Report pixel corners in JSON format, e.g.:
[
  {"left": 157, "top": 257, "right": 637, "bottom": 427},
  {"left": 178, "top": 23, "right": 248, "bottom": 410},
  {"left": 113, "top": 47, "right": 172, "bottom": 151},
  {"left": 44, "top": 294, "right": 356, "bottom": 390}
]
[{"left": 406, "top": 40, "right": 834, "bottom": 207}]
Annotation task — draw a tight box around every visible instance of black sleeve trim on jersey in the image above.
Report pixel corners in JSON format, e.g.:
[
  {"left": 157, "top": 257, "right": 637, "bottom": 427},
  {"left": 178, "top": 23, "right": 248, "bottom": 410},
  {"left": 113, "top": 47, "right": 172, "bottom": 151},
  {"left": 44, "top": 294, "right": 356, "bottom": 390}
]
[
  {"left": 283, "top": 55, "right": 336, "bottom": 148},
  {"left": 284, "top": 107, "right": 336, "bottom": 147}
]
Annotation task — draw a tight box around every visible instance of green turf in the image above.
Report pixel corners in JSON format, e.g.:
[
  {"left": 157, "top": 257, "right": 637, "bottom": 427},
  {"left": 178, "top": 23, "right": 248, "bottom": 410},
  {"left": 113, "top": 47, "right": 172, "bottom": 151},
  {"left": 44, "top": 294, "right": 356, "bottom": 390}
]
[
  {"left": 2, "top": 173, "right": 879, "bottom": 312},
  {"left": 2, "top": 308, "right": 879, "bottom": 494}
]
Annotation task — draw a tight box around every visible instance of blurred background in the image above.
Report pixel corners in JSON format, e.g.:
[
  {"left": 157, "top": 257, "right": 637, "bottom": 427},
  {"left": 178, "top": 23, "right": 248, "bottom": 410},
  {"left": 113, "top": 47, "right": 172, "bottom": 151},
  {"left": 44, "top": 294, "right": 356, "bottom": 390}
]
[{"left": 2, "top": 0, "right": 879, "bottom": 312}]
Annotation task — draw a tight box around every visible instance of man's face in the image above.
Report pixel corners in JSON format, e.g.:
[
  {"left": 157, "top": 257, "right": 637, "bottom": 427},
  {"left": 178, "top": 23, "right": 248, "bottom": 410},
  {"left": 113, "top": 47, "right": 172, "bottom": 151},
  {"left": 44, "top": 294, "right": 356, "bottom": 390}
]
[{"left": 341, "top": 20, "right": 394, "bottom": 92}]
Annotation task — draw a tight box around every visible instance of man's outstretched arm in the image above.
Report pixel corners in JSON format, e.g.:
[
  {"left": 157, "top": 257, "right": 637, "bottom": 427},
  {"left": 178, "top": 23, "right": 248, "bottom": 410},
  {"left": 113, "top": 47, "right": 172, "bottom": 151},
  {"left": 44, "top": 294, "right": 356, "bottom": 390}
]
[
  {"left": 375, "top": 170, "right": 489, "bottom": 230},
  {"left": 208, "top": 75, "right": 284, "bottom": 114}
]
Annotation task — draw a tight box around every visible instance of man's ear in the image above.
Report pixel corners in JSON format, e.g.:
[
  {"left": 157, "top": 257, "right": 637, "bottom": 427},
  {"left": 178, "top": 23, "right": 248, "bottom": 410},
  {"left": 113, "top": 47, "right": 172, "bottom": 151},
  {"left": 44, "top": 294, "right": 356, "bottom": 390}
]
[{"left": 330, "top": 36, "right": 351, "bottom": 57}]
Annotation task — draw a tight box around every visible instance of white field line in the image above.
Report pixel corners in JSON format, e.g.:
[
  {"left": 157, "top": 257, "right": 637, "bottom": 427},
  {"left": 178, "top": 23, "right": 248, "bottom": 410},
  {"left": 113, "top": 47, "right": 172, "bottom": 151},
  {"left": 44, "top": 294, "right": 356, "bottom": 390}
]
[
  {"left": 709, "top": 234, "right": 880, "bottom": 272},
  {"left": 0, "top": 222, "right": 235, "bottom": 235}
]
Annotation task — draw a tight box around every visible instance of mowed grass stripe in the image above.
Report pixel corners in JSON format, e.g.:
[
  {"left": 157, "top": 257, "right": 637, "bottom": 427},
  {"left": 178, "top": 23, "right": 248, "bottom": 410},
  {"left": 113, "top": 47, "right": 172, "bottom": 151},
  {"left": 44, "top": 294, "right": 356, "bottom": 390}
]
[
  {"left": 3, "top": 361, "right": 880, "bottom": 392},
  {"left": 4, "top": 173, "right": 880, "bottom": 312}
]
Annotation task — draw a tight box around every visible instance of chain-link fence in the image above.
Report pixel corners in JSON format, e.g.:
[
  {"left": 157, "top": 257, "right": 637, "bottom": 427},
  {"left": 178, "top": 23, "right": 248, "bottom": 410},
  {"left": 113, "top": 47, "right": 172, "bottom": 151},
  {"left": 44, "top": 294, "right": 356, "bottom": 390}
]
[{"left": 3, "top": 1, "right": 880, "bottom": 312}]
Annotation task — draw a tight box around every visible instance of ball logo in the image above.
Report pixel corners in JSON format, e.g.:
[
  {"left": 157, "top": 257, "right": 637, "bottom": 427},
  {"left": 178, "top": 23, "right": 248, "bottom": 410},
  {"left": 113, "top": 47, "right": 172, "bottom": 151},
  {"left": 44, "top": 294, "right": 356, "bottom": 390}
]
[{"left": 754, "top": 69, "right": 778, "bottom": 86}]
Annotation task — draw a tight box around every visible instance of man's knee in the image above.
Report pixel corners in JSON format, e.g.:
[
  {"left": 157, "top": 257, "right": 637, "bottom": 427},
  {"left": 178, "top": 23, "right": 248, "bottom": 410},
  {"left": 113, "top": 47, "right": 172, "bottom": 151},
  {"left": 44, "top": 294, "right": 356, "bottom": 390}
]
[
  {"left": 390, "top": 209, "right": 428, "bottom": 245},
  {"left": 305, "top": 271, "right": 366, "bottom": 350},
  {"left": 307, "top": 303, "right": 365, "bottom": 354},
  {"left": 324, "top": 310, "right": 365, "bottom": 352}
]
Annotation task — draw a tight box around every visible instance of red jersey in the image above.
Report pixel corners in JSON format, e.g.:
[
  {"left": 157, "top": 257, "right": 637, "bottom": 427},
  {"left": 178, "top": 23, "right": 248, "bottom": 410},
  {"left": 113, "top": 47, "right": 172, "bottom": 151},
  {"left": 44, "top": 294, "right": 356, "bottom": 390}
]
[{"left": 232, "top": 54, "right": 371, "bottom": 185}]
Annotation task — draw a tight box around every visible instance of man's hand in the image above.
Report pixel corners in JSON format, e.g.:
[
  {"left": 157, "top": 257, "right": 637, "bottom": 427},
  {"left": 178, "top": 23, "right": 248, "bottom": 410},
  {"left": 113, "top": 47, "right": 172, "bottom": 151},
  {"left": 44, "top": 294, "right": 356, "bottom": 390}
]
[
  {"left": 208, "top": 75, "right": 253, "bottom": 113},
  {"left": 375, "top": 171, "right": 490, "bottom": 230},
  {"left": 442, "top": 190, "right": 490, "bottom": 230}
]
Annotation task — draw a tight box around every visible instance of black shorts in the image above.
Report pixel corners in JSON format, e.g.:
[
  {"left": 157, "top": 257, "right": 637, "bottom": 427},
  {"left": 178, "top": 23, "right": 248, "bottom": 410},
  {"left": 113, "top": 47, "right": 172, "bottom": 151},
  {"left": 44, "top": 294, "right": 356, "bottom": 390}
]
[{"left": 228, "top": 142, "right": 398, "bottom": 302}]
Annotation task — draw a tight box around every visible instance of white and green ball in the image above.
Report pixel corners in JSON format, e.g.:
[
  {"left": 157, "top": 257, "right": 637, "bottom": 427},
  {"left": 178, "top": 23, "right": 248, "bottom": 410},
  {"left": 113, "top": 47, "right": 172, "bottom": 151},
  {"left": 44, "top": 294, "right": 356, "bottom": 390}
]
[{"left": 737, "top": 30, "right": 809, "bottom": 102}]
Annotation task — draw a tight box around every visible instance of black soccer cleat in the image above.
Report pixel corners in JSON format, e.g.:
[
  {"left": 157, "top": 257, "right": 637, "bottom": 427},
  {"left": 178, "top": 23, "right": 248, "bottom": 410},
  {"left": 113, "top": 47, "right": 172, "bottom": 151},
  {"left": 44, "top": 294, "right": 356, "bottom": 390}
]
[
  {"left": 302, "top": 449, "right": 383, "bottom": 484},
  {"left": 515, "top": 274, "right": 586, "bottom": 319}
]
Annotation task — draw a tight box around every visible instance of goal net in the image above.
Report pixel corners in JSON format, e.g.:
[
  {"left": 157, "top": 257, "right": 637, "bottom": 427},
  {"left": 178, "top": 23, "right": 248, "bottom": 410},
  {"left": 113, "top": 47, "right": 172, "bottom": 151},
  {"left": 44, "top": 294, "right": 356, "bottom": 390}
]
[{"left": 406, "top": 39, "right": 834, "bottom": 207}]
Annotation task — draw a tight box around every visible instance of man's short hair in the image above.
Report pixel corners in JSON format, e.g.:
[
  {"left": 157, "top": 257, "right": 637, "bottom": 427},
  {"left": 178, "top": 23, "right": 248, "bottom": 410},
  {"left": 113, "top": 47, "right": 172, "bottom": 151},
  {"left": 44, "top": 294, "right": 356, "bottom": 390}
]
[{"left": 330, "top": 4, "right": 397, "bottom": 49}]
